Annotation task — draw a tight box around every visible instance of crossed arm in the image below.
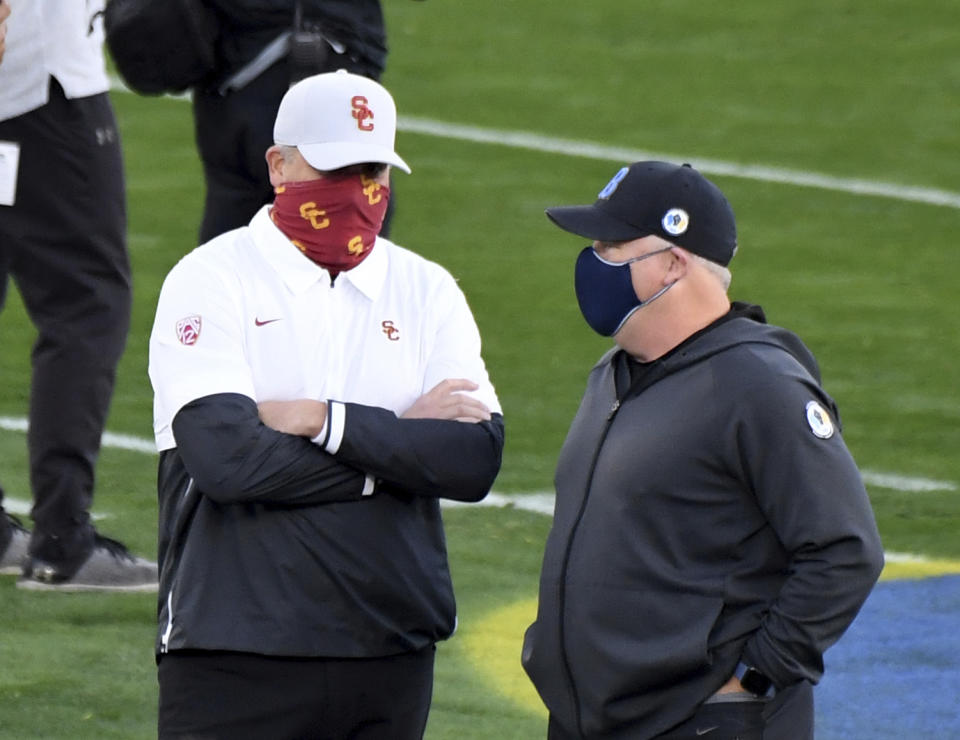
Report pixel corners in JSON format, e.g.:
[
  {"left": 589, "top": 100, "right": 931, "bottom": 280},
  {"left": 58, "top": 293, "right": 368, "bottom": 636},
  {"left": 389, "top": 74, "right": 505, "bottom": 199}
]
[
  {"left": 171, "top": 379, "right": 503, "bottom": 506},
  {"left": 258, "top": 378, "right": 493, "bottom": 437}
]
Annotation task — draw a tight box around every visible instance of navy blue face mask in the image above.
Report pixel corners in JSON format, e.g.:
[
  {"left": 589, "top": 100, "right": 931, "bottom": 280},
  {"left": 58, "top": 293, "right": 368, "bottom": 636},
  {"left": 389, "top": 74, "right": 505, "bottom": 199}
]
[{"left": 574, "top": 245, "right": 675, "bottom": 336}]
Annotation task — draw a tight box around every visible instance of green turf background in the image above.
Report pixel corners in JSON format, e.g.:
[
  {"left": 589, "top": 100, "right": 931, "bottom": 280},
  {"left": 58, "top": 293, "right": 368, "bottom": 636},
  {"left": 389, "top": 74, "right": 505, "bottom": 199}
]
[{"left": 1, "top": 1, "right": 959, "bottom": 737}]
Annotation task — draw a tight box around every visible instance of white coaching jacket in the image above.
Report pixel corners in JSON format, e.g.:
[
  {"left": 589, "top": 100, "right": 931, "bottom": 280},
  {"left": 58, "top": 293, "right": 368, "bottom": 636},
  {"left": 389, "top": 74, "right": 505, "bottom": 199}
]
[{"left": 149, "top": 206, "right": 504, "bottom": 657}]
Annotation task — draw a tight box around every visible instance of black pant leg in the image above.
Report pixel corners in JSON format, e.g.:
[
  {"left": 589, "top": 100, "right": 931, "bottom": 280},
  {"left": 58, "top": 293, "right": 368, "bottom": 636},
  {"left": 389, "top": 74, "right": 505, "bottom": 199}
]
[
  {"left": 0, "top": 81, "right": 130, "bottom": 569},
  {"left": 761, "top": 682, "right": 814, "bottom": 740},
  {"left": 547, "top": 715, "right": 578, "bottom": 739},
  {"left": 330, "top": 645, "right": 434, "bottom": 739},
  {"left": 158, "top": 647, "right": 435, "bottom": 740}
]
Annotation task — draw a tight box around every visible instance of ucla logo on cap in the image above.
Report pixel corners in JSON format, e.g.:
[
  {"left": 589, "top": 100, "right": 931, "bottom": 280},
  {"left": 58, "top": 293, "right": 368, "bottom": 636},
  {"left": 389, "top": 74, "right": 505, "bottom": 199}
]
[
  {"left": 662, "top": 208, "right": 689, "bottom": 236},
  {"left": 598, "top": 167, "right": 629, "bottom": 200},
  {"left": 805, "top": 400, "right": 835, "bottom": 439}
]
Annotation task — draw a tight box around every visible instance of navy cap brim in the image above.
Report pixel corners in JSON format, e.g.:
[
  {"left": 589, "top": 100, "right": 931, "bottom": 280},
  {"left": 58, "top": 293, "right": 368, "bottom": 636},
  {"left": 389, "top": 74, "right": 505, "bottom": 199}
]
[{"left": 545, "top": 204, "right": 649, "bottom": 242}]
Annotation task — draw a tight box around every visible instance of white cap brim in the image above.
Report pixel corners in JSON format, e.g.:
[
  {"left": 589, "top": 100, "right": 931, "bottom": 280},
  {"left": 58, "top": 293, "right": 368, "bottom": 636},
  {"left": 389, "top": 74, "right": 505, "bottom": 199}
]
[{"left": 296, "top": 141, "right": 412, "bottom": 174}]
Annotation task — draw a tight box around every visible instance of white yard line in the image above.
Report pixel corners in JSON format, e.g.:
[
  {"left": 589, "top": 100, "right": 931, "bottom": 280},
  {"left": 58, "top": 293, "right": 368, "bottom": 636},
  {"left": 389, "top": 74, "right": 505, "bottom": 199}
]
[
  {"left": 860, "top": 470, "right": 957, "bottom": 492},
  {"left": 3, "top": 496, "right": 108, "bottom": 521},
  {"left": 2, "top": 416, "right": 956, "bottom": 498},
  {"left": 0, "top": 416, "right": 157, "bottom": 455},
  {"left": 442, "top": 491, "right": 557, "bottom": 516},
  {"left": 3, "top": 416, "right": 955, "bottom": 567},
  {"left": 109, "top": 78, "right": 960, "bottom": 211},
  {"left": 884, "top": 551, "right": 935, "bottom": 563},
  {"left": 396, "top": 116, "right": 960, "bottom": 211}
]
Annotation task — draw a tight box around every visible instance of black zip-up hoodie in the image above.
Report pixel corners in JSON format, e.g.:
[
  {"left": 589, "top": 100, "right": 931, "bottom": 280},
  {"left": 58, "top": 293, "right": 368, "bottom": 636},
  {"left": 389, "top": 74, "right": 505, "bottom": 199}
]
[{"left": 522, "top": 303, "right": 884, "bottom": 739}]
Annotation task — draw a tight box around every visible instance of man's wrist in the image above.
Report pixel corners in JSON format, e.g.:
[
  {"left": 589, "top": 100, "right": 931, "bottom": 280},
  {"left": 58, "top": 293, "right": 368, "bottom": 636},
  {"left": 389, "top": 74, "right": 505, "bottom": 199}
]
[
  {"left": 309, "top": 400, "right": 331, "bottom": 445},
  {"left": 734, "top": 662, "right": 775, "bottom": 697},
  {"left": 310, "top": 400, "right": 345, "bottom": 452}
]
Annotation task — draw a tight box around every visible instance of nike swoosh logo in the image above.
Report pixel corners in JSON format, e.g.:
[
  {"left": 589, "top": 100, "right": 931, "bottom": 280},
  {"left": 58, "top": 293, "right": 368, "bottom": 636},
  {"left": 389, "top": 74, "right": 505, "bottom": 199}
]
[
  {"left": 696, "top": 727, "right": 719, "bottom": 736},
  {"left": 254, "top": 318, "right": 282, "bottom": 326}
]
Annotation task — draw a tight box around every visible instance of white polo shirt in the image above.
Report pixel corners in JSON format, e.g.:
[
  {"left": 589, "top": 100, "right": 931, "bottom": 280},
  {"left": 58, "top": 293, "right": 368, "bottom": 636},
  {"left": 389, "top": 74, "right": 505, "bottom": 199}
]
[
  {"left": 0, "top": 0, "right": 111, "bottom": 122},
  {"left": 149, "top": 205, "right": 501, "bottom": 452}
]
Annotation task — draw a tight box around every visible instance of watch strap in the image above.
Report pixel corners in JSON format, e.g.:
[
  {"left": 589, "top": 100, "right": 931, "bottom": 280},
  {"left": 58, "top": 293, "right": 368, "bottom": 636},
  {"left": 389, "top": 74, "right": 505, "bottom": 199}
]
[{"left": 734, "top": 661, "right": 775, "bottom": 697}]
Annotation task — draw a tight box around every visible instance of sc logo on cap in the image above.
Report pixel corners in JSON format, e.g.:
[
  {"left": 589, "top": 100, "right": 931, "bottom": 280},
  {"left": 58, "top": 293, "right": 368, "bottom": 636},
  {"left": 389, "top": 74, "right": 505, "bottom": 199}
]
[
  {"left": 661, "top": 208, "right": 689, "bottom": 236},
  {"left": 351, "top": 95, "right": 374, "bottom": 131}
]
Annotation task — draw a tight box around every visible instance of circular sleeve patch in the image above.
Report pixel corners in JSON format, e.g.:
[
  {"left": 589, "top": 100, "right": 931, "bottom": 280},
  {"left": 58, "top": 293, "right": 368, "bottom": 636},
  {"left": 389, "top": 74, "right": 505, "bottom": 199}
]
[{"left": 805, "top": 400, "right": 835, "bottom": 439}]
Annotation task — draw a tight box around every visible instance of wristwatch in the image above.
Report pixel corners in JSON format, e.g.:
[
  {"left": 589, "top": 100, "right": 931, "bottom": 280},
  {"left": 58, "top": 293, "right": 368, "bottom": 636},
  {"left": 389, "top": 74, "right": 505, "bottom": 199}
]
[{"left": 734, "top": 662, "right": 775, "bottom": 697}]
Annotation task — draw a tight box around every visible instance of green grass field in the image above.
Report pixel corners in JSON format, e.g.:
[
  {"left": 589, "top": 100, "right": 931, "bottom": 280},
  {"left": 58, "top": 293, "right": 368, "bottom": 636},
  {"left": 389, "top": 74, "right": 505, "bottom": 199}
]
[{"left": 2, "top": 1, "right": 959, "bottom": 737}]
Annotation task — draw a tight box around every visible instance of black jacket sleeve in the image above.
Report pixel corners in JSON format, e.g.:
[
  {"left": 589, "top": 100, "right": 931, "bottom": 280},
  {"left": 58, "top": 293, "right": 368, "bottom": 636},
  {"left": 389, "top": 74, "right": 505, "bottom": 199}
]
[
  {"left": 330, "top": 403, "right": 505, "bottom": 502},
  {"left": 171, "top": 393, "right": 370, "bottom": 505},
  {"left": 734, "top": 378, "right": 884, "bottom": 690}
]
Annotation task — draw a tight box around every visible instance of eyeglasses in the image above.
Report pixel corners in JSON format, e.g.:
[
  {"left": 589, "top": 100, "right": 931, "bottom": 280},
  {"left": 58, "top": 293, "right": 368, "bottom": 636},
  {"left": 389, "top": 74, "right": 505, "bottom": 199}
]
[{"left": 589, "top": 245, "right": 674, "bottom": 268}]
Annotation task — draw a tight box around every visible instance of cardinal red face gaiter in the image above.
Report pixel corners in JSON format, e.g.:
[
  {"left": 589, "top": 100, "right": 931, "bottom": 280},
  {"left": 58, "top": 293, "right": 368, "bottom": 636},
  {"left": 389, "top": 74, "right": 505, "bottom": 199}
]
[{"left": 269, "top": 173, "right": 390, "bottom": 275}]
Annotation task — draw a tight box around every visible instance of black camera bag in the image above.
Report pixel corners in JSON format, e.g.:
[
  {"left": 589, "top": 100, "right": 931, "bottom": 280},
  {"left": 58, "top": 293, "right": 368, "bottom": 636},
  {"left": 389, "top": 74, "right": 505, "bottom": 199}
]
[{"left": 103, "top": 0, "right": 220, "bottom": 95}]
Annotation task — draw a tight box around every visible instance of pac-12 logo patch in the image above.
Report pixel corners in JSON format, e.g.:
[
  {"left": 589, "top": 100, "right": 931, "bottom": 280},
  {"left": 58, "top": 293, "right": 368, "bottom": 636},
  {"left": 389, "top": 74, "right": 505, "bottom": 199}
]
[
  {"left": 805, "top": 400, "right": 834, "bottom": 439},
  {"left": 661, "top": 208, "right": 689, "bottom": 236},
  {"left": 176, "top": 316, "right": 202, "bottom": 346}
]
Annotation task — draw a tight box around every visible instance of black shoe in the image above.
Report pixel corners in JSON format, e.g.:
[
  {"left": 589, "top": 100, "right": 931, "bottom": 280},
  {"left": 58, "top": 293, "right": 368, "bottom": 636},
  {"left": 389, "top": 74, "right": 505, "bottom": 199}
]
[
  {"left": 18, "top": 533, "right": 158, "bottom": 592},
  {"left": 0, "top": 513, "right": 31, "bottom": 576}
]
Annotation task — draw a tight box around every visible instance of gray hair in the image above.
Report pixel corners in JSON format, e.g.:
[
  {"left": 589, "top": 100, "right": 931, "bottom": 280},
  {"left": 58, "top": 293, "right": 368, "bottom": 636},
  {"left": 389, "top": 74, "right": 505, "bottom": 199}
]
[
  {"left": 648, "top": 236, "right": 733, "bottom": 291},
  {"left": 690, "top": 252, "right": 732, "bottom": 291},
  {"left": 275, "top": 144, "right": 300, "bottom": 162},
  {"left": 274, "top": 145, "right": 388, "bottom": 178}
]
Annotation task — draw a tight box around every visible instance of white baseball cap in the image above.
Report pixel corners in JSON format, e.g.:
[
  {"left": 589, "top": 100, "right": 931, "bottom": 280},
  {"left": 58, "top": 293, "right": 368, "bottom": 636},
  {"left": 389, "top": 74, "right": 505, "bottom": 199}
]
[{"left": 273, "top": 70, "right": 411, "bottom": 174}]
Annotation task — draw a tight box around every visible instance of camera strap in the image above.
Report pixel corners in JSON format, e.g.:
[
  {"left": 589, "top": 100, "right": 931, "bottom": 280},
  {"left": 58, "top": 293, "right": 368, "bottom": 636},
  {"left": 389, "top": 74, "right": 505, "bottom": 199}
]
[
  {"left": 218, "top": 1, "right": 344, "bottom": 95},
  {"left": 218, "top": 30, "right": 293, "bottom": 95}
]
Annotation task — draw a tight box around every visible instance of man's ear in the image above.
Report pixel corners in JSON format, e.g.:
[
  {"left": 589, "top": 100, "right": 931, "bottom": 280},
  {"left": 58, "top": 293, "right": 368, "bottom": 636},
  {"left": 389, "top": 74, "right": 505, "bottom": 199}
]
[
  {"left": 664, "top": 247, "right": 689, "bottom": 283},
  {"left": 265, "top": 146, "right": 286, "bottom": 187}
]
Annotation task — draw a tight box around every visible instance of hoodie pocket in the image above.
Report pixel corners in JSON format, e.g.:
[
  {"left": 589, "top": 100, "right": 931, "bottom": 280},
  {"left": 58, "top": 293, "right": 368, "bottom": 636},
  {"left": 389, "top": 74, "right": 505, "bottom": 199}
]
[{"left": 564, "top": 585, "right": 725, "bottom": 732}]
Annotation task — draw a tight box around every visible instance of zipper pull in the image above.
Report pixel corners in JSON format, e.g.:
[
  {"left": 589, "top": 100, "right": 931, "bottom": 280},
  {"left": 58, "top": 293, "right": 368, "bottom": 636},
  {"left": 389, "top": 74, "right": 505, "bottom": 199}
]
[{"left": 607, "top": 399, "right": 621, "bottom": 420}]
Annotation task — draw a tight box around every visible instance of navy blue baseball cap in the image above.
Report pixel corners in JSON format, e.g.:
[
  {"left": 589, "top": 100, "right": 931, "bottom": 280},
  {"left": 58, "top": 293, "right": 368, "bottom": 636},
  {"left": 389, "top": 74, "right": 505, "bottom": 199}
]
[{"left": 545, "top": 161, "right": 738, "bottom": 266}]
